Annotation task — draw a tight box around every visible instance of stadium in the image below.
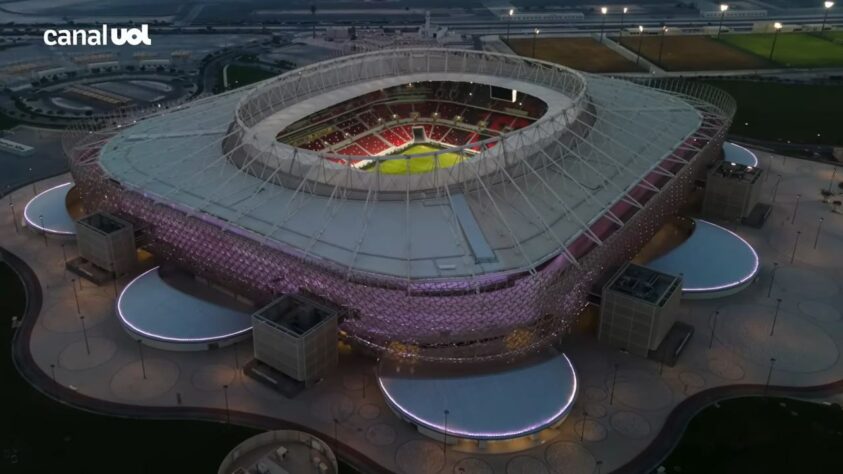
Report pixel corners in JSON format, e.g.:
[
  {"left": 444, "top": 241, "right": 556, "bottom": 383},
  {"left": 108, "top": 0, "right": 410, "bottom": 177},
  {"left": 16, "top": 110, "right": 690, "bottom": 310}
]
[{"left": 67, "top": 48, "right": 735, "bottom": 363}]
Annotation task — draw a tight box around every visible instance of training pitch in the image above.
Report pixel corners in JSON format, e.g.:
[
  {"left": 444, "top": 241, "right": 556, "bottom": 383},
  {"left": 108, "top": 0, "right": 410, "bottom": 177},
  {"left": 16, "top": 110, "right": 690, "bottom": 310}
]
[{"left": 505, "top": 37, "right": 643, "bottom": 73}]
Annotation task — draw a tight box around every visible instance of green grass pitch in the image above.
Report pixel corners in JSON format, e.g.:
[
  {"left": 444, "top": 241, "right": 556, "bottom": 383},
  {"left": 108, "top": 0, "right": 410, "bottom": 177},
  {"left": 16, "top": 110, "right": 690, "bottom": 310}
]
[
  {"left": 369, "top": 143, "right": 466, "bottom": 175},
  {"left": 718, "top": 33, "right": 843, "bottom": 68}
]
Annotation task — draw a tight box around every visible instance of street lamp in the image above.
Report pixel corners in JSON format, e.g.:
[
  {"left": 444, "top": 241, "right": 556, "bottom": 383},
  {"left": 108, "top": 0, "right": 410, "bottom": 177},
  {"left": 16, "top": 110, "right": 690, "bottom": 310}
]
[
  {"left": 767, "top": 262, "right": 779, "bottom": 298},
  {"left": 814, "top": 217, "right": 824, "bottom": 249},
  {"left": 717, "top": 4, "right": 729, "bottom": 39},
  {"left": 791, "top": 193, "right": 801, "bottom": 224},
  {"left": 619, "top": 7, "right": 628, "bottom": 38},
  {"left": 532, "top": 28, "right": 540, "bottom": 58},
  {"left": 600, "top": 7, "right": 608, "bottom": 43},
  {"left": 769, "top": 22, "right": 783, "bottom": 61},
  {"left": 136, "top": 339, "right": 147, "bottom": 380},
  {"left": 506, "top": 8, "right": 514, "bottom": 42},
  {"left": 609, "top": 362, "right": 619, "bottom": 404},
  {"left": 772, "top": 174, "right": 782, "bottom": 202},
  {"left": 658, "top": 25, "right": 669, "bottom": 65},
  {"left": 635, "top": 25, "right": 645, "bottom": 64},
  {"left": 770, "top": 298, "right": 782, "bottom": 336},
  {"left": 709, "top": 310, "right": 720, "bottom": 349},
  {"left": 790, "top": 230, "right": 802, "bottom": 264},
  {"left": 821, "top": 2, "right": 834, "bottom": 36},
  {"left": 764, "top": 357, "right": 776, "bottom": 396},
  {"left": 443, "top": 409, "right": 450, "bottom": 464},
  {"left": 223, "top": 384, "right": 230, "bottom": 424}
]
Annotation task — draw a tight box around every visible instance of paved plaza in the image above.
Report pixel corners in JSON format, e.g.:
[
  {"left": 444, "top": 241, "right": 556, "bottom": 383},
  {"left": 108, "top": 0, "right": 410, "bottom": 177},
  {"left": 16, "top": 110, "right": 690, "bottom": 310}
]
[{"left": 3, "top": 148, "right": 843, "bottom": 473}]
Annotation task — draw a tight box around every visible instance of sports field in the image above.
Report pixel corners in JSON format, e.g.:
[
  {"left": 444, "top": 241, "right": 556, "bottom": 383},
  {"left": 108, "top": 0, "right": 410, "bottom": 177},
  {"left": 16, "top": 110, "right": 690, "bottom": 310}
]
[
  {"left": 369, "top": 144, "right": 465, "bottom": 175},
  {"left": 703, "top": 79, "right": 843, "bottom": 146},
  {"left": 222, "top": 64, "right": 275, "bottom": 90},
  {"left": 505, "top": 37, "right": 643, "bottom": 73},
  {"left": 618, "top": 35, "right": 770, "bottom": 71},
  {"left": 719, "top": 33, "right": 843, "bottom": 68}
]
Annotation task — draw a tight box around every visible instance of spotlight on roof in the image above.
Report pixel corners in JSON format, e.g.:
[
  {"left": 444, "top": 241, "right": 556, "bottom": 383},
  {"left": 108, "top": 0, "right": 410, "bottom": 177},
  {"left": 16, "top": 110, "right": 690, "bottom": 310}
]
[{"left": 720, "top": 3, "right": 729, "bottom": 12}]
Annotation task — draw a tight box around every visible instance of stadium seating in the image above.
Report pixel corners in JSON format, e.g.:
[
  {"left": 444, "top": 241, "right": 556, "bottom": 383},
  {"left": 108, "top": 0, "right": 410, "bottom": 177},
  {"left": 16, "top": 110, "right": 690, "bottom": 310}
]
[{"left": 275, "top": 81, "right": 548, "bottom": 158}]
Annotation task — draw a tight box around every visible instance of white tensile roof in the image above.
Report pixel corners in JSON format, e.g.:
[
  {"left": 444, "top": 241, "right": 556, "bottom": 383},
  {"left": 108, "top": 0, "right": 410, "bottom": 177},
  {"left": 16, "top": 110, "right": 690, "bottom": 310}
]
[{"left": 96, "top": 49, "right": 710, "bottom": 281}]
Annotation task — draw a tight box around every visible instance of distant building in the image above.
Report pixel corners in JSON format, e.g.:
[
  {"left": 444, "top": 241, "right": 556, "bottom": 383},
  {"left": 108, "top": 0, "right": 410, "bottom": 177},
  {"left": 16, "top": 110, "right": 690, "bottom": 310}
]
[
  {"left": 703, "top": 161, "right": 763, "bottom": 222},
  {"left": 75, "top": 212, "right": 136, "bottom": 276},
  {"left": 252, "top": 294, "right": 339, "bottom": 387},
  {"left": 599, "top": 263, "right": 682, "bottom": 357}
]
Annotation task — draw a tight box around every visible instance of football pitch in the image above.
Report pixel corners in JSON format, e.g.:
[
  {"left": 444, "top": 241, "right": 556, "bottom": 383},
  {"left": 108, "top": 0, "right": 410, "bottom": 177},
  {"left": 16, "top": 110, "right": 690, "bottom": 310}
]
[
  {"left": 719, "top": 33, "right": 843, "bottom": 68},
  {"left": 369, "top": 144, "right": 465, "bottom": 175}
]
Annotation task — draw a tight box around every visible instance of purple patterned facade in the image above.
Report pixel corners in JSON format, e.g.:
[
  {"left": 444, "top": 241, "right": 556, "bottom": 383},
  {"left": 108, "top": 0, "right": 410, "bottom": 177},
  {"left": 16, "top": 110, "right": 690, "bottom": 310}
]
[{"left": 67, "top": 76, "right": 734, "bottom": 363}]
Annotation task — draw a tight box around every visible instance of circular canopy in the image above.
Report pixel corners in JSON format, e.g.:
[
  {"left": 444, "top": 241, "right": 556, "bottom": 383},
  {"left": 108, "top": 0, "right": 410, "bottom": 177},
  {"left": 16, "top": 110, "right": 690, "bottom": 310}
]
[
  {"left": 723, "top": 142, "right": 759, "bottom": 167},
  {"left": 23, "top": 182, "right": 76, "bottom": 235},
  {"left": 646, "top": 219, "right": 759, "bottom": 295},
  {"left": 378, "top": 352, "right": 577, "bottom": 440},
  {"left": 117, "top": 267, "right": 253, "bottom": 344}
]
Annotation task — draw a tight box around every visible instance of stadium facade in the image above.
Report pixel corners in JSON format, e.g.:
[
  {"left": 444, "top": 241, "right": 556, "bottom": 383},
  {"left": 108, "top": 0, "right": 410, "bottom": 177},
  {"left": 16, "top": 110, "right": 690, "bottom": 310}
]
[{"left": 67, "top": 49, "right": 734, "bottom": 363}]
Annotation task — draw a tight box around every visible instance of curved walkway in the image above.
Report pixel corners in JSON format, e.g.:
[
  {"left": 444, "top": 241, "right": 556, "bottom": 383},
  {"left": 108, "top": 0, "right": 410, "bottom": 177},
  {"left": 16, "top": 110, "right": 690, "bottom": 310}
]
[
  {"left": 613, "top": 378, "right": 843, "bottom": 473},
  {"left": 2, "top": 247, "right": 390, "bottom": 474}
]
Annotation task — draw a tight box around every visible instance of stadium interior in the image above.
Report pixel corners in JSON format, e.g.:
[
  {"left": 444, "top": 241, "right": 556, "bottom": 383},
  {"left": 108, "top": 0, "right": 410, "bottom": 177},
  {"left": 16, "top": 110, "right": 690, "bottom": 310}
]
[{"left": 275, "top": 81, "right": 548, "bottom": 170}]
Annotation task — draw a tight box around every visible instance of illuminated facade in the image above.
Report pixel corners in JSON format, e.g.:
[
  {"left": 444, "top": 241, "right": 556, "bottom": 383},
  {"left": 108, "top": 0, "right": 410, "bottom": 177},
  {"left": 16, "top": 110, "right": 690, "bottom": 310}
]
[{"left": 67, "top": 49, "right": 735, "bottom": 363}]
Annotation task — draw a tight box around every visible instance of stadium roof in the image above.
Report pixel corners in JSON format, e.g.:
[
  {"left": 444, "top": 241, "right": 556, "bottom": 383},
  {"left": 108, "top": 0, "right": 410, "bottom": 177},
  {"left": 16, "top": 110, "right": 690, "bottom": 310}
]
[{"left": 96, "top": 49, "right": 713, "bottom": 282}]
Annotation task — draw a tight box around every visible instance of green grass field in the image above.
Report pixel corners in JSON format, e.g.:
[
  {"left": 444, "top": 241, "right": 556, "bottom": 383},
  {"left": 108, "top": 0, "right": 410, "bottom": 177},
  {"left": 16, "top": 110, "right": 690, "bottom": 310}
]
[
  {"left": 368, "top": 144, "right": 465, "bottom": 175},
  {"left": 703, "top": 79, "right": 843, "bottom": 146},
  {"left": 719, "top": 33, "right": 843, "bottom": 68},
  {"left": 222, "top": 64, "right": 276, "bottom": 90}
]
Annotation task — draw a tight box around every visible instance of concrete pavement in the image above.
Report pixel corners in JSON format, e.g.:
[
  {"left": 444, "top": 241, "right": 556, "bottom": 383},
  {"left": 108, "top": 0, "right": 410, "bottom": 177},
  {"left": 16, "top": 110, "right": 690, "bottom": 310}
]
[{"left": 3, "top": 146, "right": 843, "bottom": 473}]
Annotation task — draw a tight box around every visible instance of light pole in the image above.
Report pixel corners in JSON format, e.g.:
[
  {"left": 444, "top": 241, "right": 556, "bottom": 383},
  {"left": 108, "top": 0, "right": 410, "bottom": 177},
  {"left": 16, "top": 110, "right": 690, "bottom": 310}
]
[
  {"left": 764, "top": 357, "right": 776, "bottom": 396},
  {"left": 709, "top": 310, "right": 720, "bottom": 349},
  {"left": 223, "top": 384, "right": 230, "bottom": 424},
  {"left": 333, "top": 417, "right": 339, "bottom": 453},
  {"left": 506, "top": 8, "right": 514, "bottom": 42},
  {"left": 80, "top": 315, "right": 90, "bottom": 355},
  {"left": 71, "top": 278, "right": 81, "bottom": 314},
  {"left": 39, "top": 214, "right": 47, "bottom": 247},
  {"left": 600, "top": 7, "right": 608, "bottom": 43},
  {"left": 717, "top": 4, "right": 729, "bottom": 39},
  {"left": 136, "top": 339, "right": 147, "bottom": 380},
  {"left": 770, "top": 298, "right": 782, "bottom": 336},
  {"left": 581, "top": 408, "right": 589, "bottom": 441},
  {"left": 769, "top": 22, "right": 783, "bottom": 61},
  {"left": 658, "top": 25, "right": 669, "bottom": 66},
  {"left": 9, "top": 201, "right": 19, "bottom": 233},
  {"left": 790, "top": 230, "right": 802, "bottom": 264},
  {"left": 767, "top": 262, "right": 779, "bottom": 297},
  {"left": 821, "top": 2, "right": 835, "bottom": 36},
  {"left": 635, "top": 25, "right": 644, "bottom": 64},
  {"left": 443, "top": 409, "right": 450, "bottom": 463},
  {"left": 772, "top": 174, "right": 782, "bottom": 202},
  {"left": 791, "top": 193, "right": 801, "bottom": 224},
  {"left": 609, "top": 362, "right": 619, "bottom": 405},
  {"left": 828, "top": 166, "right": 838, "bottom": 192},
  {"left": 61, "top": 243, "right": 68, "bottom": 274},
  {"left": 619, "top": 7, "right": 628, "bottom": 38},
  {"left": 532, "top": 28, "right": 540, "bottom": 58},
  {"left": 814, "top": 217, "right": 824, "bottom": 249}
]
